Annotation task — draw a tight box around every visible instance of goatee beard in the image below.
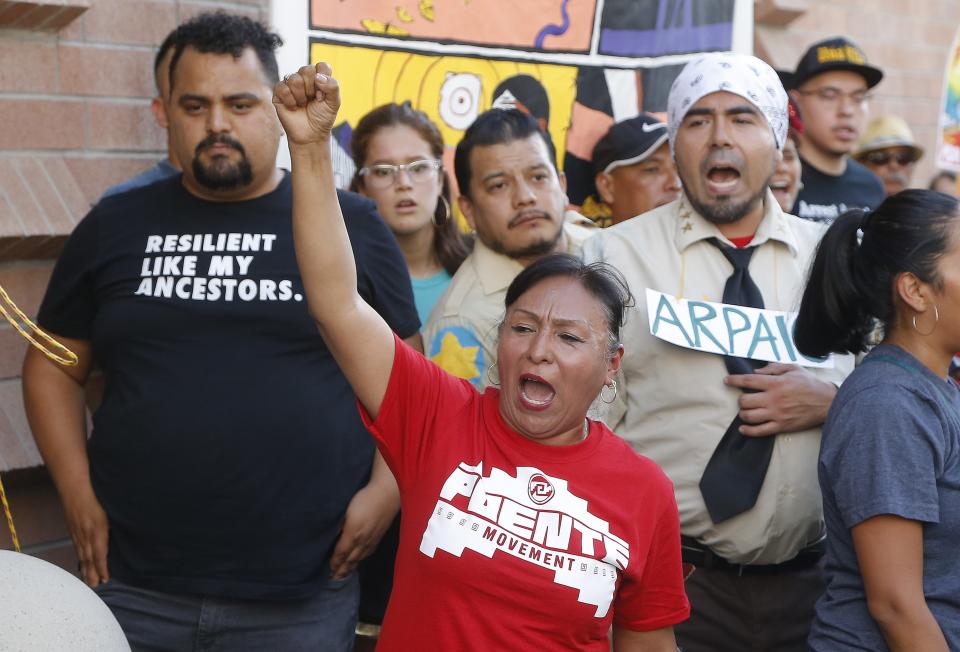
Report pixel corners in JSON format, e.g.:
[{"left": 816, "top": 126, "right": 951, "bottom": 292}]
[
  {"left": 192, "top": 134, "right": 253, "bottom": 191},
  {"left": 486, "top": 225, "right": 564, "bottom": 262},
  {"left": 685, "top": 191, "right": 763, "bottom": 224},
  {"left": 192, "top": 157, "right": 254, "bottom": 191}
]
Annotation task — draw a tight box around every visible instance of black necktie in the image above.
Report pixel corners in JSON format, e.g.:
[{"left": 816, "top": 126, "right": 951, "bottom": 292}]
[{"left": 698, "top": 240, "right": 775, "bottom": 523}]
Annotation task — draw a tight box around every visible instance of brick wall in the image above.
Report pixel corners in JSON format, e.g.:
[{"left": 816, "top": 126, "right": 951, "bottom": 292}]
[
  {"left": 0, "top": 0, "right": 269, "bottom": 567},
  {"left": 756, "top": 0, "right": 960, "bottom": 189}
]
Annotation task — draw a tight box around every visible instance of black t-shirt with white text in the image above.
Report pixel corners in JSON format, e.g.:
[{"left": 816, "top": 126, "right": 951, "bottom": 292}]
[
  {"left": 37, "top": 173, "right": 420, "bottom": 600},
  {"left": 793, "top": 157, "right": 884, "bottom": 223}
]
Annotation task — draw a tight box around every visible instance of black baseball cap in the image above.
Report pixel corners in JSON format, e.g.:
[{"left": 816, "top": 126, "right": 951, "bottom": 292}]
[
  {"left": 780, "top": 36, "right": 883, "bottom": 90},
  {"left": 592, "top": 114, "right": 669, "bottom": 174}
]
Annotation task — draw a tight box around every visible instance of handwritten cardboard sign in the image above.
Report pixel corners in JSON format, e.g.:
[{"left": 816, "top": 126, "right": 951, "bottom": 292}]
[{"left": 646, "top": 289, "right": 833, "bottom": 369}]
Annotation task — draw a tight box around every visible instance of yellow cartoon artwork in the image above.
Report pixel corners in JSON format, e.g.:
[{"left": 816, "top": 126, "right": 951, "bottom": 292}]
[
  {"left": 359, "top": 19, "right": 409, "bottom": 36},
  {"left": 419, "top": 0, "right": 434, "bottom": 22},
  {"left": 310, "top": 41, "right": 577, "bottom": 175}
]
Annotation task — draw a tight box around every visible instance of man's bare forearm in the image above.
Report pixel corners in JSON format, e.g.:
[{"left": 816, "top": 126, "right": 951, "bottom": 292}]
[{"left": 22, "top": 342, "right": 94, "bottom": 500}]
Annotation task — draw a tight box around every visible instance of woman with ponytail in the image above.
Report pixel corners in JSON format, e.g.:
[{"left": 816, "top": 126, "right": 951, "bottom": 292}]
[{"left": 796, "top": 189, "right": 960, "bottom": 651}]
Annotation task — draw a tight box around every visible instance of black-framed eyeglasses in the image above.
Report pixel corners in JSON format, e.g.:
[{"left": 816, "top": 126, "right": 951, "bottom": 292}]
[
  {"left": 796, "top": 87, "right": 872, "bottom": 108},
  {"left": 358, "top": 159, "right": 442, "bottom": 188},
  {"left": 863, "top": 149, "right": 917, "bottom": 167}
]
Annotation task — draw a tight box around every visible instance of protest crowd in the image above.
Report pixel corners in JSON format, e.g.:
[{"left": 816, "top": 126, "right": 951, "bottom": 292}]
[{"left": 3, "top": 5, "right": 960, "bottom": 652}]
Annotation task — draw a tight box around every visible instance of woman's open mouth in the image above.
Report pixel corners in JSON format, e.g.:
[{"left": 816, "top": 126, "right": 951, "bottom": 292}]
[
  {"left": 395, "top": 199, "right": 417, "bottom": 212},
  {"left": 518, "top": 373, "right": 555, "bottom": 411}
]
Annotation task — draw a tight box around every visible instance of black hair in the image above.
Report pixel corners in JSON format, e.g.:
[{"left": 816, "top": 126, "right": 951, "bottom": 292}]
[
  {"left": 929, "top": 170, "right": 957, "bottom": 191},
  {"left": 795, "top": 189, "right": 959, "bottom": 357},
  {"left": 167, "top": 12, "right": 283, "bottom": 93},
  {"left": 349, "top": 102, "right": 473, "bottom": 276},
  {"left": 153, "top": 32, "right": 177, "bottom": 93},
  {"left": 454, "top": 108, "right": 557, "bottom": 199},
  {"left": 504, "top": 253, "right": 633, "bottom": 355}
]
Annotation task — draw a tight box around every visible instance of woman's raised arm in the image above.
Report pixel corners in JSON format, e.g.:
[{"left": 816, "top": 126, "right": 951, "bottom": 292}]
[{"left": 273, "top": 63, "right": 395, "bottom": 418}]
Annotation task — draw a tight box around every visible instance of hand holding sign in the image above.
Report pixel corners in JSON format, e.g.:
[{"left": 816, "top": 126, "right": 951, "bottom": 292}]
[
  {"left": 272, "top": 62, "right": 341, "bottom": 146},
  {"left": 645, "top": 289, "right": 832, "bottom": 369},
  {"left": 725, "top": 363, "right": 838, "bottom": 437},
  {"left": 645, "top": 288, "right": 838, "bottom": 436}
]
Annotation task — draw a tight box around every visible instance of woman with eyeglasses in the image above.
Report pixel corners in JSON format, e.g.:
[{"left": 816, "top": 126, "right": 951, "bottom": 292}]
[
  {"left": 350, "top": 103, "right": 473, "bottom": 324},
  {"left": 795, "top": 190, "right": 960, "bottom": 651}
]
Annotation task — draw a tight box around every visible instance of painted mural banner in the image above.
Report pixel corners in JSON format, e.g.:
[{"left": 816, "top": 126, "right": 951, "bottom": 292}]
[
  {"left": 273, "top": 0, "right": 750, "bottom": 218},
  {"left": 645, "top": 289, "right": 834, "bottom": 369},
  {"left": 937, "top": 25, "right": 960, "bottom": 172}
]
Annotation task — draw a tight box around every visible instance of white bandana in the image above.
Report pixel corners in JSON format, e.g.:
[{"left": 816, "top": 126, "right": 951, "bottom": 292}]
[{"left": 667, "top": 52, "right": 788, "bottom": 154}]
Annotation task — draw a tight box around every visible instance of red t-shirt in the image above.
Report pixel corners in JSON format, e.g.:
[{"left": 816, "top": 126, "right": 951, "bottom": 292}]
[{"left": 360, "top": 336, "right": 689, "bottom": 650}]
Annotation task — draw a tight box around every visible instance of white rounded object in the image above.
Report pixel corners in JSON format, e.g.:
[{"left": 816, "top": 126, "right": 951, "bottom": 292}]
[
  {"left": 439, "top": 72, "right": 482, "bottom": 130},
  {"left": 0, "top": 550, "right": 130, "bottom": 651}
]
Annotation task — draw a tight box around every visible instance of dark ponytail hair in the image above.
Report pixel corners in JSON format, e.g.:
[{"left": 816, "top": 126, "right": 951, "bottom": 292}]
[
  {"left": 349, "top": 102, "right": 473, "bottom": 276},
  {"left": 795, "top": 189, "right": 959, "bottom": 357}
]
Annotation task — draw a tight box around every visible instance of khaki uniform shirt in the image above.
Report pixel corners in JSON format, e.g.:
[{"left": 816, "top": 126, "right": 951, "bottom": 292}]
[
  {"left": 424, "top": 218, "right": 595, "bottom": 389},
  {"left": 582, "top": 191, "right": 854, "bottom": 564}
]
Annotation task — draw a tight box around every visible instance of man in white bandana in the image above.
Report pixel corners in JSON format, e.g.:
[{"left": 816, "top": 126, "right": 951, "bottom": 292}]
[{"left": 583, "top": 53, "right": 853, "bottom": 651}]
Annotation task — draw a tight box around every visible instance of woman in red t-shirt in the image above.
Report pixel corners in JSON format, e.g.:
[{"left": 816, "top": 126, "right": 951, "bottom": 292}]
[{"left": 272, "top": 63, "right": 689, "bottom": 651}]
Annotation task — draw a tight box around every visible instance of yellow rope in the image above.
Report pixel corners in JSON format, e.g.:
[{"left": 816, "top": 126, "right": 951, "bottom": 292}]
[
  {"left": 0, "top": 474, "right": 20, "bottom": 552},
  {"left": 0, "top": 283, "right": 81, "bottom": 552},
  {"left": 0, "top": 284, "right": 78, "bottom": 366}
]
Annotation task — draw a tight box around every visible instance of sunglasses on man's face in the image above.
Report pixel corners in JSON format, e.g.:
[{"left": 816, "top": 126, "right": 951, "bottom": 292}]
[{"left": 864, "top": 150, "right": 916, "bottom": 167}]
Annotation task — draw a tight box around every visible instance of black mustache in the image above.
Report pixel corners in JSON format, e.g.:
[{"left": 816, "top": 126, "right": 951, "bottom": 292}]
[
  {"left": 195, "top": 134, "right": 246, "bottom": 156},
  {"left": 701, "top": 153, "right": 744, "bottom": 174},
  {"left": 508, "top": 210, "right": 551, "bottom": 228}
]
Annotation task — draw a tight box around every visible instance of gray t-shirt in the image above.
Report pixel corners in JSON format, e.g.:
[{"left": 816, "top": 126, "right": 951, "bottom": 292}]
[{"left": 809, "top": 344, "right": 960, "bottom": 651}]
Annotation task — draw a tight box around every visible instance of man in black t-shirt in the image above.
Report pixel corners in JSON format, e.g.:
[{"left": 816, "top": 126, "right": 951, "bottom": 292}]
[
  {"left": 22, "top": 14, "right": 419, "bottom": 652},
  {"left": 782, "top": 37, "right": 885, "bottom": 223}
]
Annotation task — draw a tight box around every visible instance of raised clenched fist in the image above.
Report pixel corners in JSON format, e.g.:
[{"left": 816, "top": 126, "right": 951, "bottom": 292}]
[{"left": 272, "top": 61, "right": 341, "bottom": 146}]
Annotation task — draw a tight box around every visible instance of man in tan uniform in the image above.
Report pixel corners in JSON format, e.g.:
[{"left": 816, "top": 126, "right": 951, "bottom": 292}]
[
  {"left": 424, "top": 108, "right": 593, "bottom": 388},
  {"left": 584, "top": 53, "right": 854, "bottom": 651}
]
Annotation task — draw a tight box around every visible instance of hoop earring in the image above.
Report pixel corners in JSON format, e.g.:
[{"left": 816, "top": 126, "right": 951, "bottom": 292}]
[
  {"left": 912, "top": 305, "right": 940, "bottom": 336},
  {"left": 433, "top": 195, "right": 451, "bottom": 228},
  {"left": 600, "top": 380, "right": 617, "bottom": 404},
  {"left": 486, "top": 361, "right": 500, "bottom": 386}
]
